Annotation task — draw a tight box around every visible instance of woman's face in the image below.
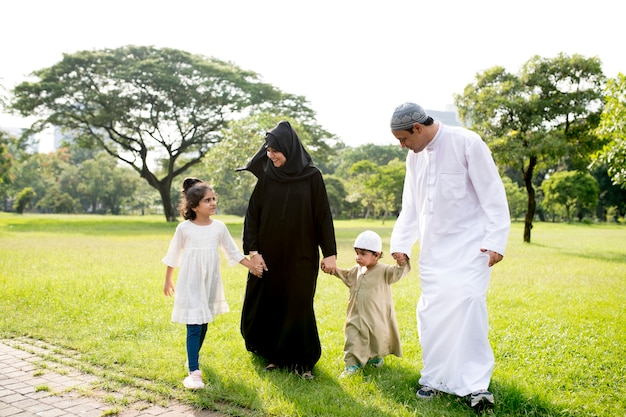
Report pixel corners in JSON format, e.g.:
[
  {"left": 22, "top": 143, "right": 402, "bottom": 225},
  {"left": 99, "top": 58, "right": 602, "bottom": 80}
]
[{"left": 266, "top": 147, "right": 287, "bottom": 168}]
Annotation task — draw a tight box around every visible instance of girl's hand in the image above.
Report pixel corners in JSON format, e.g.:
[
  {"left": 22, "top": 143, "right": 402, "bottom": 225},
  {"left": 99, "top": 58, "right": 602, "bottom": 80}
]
[
  {"left": 164, "top": 279, "right": 175, "bottom": 296},
  {"left": 250, "top": 264, "right": 264, "bottom": 278},
  {"left": 252, "top": 254, "right": 268, "bottom": 275}
]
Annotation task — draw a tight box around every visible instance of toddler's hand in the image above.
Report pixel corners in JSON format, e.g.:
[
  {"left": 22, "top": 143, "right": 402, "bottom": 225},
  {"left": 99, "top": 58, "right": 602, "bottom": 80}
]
[{"left": 392, "top": 252, "right": 408, "bottom": 266}]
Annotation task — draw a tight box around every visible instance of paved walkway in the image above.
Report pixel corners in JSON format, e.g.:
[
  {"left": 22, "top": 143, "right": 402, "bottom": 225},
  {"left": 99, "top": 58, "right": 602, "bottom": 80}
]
[{"left": 0, "top": 338, "right": 225, "bottom": 417}]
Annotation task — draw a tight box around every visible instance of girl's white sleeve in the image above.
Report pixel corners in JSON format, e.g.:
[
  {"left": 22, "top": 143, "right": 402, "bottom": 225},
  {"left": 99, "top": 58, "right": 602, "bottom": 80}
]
[
  {"left": 219, "top": 223, "right": 245, "bottom": 266},
  {"left": 162, "top": 224, "right": 184, "bottom": 267}
]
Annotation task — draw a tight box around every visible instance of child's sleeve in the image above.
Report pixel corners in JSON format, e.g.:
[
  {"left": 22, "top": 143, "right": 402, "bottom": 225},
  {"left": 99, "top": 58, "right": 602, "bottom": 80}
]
[
  {"left": 219, "top": 223, "right": 246, "bottom": 266},
  {"left": 162, "top": 224, "right": 184, "bottom": 268},
  {"left": 385, "top": 260, "right": 411, "bottom": 284},
  {"left": 333, "top": 266, "right": 357, "bottom": 288}
]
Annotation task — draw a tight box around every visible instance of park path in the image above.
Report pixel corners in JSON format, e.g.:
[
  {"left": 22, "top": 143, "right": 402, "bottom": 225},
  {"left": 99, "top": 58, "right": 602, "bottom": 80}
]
[{"left": 0, "top": 337, "right": 227, "bottom": 417}]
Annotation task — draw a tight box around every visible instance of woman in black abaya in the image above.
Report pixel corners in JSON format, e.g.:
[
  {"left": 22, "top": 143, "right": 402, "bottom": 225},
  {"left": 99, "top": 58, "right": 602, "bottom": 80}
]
[{"left": 238, "top": 121, "right": 337, "bottom": 379}]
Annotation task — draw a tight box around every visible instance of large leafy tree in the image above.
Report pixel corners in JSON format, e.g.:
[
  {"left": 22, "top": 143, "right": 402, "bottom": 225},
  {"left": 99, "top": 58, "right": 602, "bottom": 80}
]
[
  {"left": 594, "top": 73, "right": 626, "bottom": 189},
  {"left": 9, "top": 45, "right": 317, "bottom": 221},
  {"left": 456, "top": 53, "right": 605, "bottom": 242}
]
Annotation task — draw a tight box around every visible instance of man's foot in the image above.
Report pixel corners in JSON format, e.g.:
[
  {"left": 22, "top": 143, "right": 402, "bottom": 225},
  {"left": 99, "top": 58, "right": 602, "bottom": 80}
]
[
  {"left": 367, "top": 357, "right": 384, "bottom": 368},
  {"left": 416, "top": 385, "right": 439, "bottom": 400},
  {"left": 339, "top": 364, "right": 362, "bottom": 378},
  {"left": 182, "top": 369, "right": 205, "bottom": 389},
  {"left": 470, "top": 390, "right": 494, "bottom": 411}
]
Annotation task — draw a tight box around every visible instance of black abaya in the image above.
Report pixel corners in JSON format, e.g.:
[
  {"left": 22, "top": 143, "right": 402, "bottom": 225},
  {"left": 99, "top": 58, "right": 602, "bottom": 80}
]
[{"left": 238, "top": 121, "right": 336, "bottom": 372}]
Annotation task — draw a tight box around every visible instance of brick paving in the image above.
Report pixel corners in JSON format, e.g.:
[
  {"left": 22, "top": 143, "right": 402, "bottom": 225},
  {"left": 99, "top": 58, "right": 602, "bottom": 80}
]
[{"left": 0, "top": 339, "right": 225, "bottom": 417}]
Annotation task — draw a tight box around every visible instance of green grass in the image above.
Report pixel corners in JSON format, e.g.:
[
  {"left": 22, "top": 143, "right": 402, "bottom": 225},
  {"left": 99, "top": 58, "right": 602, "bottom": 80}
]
[{"left": 1, "top": 213, "right": 625, "bottom": 416}]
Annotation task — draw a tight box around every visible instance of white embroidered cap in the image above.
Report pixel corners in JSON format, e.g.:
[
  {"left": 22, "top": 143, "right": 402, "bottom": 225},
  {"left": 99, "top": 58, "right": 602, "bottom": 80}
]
[{"left": 353, "top": 230, "right": 382, "bottom": 253}]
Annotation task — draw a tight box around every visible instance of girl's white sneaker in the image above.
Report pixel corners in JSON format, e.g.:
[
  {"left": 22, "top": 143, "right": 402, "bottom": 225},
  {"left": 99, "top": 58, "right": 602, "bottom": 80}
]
[{"left": 183, "top": 369, "right": 205, "bottom": 389}]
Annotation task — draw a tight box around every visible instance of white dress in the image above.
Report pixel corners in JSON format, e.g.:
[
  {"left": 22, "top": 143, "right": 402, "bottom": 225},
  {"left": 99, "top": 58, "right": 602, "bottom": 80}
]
[
  {"left": 390, "top": 123, "right": 510, "bottom": 396},
  {"left": 162, "top": 220, "right": 244, "bottom": 325}
]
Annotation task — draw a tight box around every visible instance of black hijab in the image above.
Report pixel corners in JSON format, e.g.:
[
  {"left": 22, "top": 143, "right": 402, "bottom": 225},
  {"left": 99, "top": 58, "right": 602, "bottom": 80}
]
[{"left": 237, "top": 121, "right": 318, "bottom": 183}]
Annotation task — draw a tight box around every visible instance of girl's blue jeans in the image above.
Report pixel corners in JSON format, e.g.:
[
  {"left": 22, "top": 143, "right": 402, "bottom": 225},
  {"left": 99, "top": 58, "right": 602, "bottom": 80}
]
[{"left": 186, "top": 323, "right": 208, "bottom": 372}]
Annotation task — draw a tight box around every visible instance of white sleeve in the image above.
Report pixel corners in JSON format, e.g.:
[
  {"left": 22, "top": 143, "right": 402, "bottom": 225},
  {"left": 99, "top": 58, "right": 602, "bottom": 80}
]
[
  {"left": 390, "top": 152, "right": 421, "bottom": 256},
  {"left": 161, "top": 224, "right": 184, "bottom": 267},
  {"left": 468, "top": 140, "right": 511, "bottom": 255},
  {"left": 218, "top": 222, "right": 245, "bottom": 266}
]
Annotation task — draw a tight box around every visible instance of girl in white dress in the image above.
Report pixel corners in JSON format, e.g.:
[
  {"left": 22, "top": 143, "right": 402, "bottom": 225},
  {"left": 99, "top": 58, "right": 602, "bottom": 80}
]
[{"left": 162, "top": 178, "right": 261, "bottom": 389}]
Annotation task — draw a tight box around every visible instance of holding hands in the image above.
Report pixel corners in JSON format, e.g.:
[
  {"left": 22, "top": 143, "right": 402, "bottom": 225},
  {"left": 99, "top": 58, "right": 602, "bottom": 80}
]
[
  {"left": 320, "top": 255, "right": 337, "bottom": 274},
  {"left": 391, "top": 252, "right": 408, "bottom": 266},
  {"left": 249, "top": 253, "right": 268, "bottom": 278}
]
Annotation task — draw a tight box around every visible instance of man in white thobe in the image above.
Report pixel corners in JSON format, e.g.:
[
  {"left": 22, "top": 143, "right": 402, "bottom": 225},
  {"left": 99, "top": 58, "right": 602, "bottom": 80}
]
[{"left": 388, "top": 102, "right": 510, "bottom": 411}]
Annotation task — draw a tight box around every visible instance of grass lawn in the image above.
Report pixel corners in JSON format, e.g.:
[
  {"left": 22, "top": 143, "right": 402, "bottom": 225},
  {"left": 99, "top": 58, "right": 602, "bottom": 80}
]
[{"left": 0, "top": 213, "right": 624, "bottom": 416}]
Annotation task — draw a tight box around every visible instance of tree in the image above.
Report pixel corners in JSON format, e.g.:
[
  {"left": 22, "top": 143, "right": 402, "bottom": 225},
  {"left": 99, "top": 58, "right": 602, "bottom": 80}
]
[
  {"left": 345, "top": 158, "right": 405, "bottom": 222},
  {"left": 36, "top": 184, "right": 79, "bottom": 213},
  {"left": 9, "top": 45, "right": 319, "bottom": 221},
  {"left": 13, "top": 187, "right": 36, "bottom": 213},
  {"left": 590, "top": 162, "right": 626, "bottom": 221},
  {"left": 322, "top": 175, "right": 347, "bottom": 218},
  {"left": 456, "top": 53, "right": 605, "bottom": 242},
  {"left": 348, "top": 160, "right": 379, "bottom": 219},
  {"left": 330, "top": 144, "right": 406, "bottom": 178},
  {"left": 502, "top": 176, "right": 526, "bottom": 220},
  {"left": 8, "top": 149, "right": 73, "bottom": 212},
  {"left": 541, "top": 171, "right": 599, "bottom": 222},
  {"left": 594, "top": 73, "right": 626, "bottom": 188},
  {"left": 371, "top": 159, "right": 405, "bottom": 223},
  {"left": 0, "top": 131, "right": 13, "bottom": 188}
]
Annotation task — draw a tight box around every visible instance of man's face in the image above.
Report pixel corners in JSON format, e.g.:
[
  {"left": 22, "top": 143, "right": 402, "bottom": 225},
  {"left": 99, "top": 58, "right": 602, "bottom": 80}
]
[{"left": 392, "top": 123, "right": 430, "bottom": 153}]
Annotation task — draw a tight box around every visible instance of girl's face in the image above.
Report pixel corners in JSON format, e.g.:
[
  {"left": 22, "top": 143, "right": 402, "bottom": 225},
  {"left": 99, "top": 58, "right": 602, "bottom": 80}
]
[
  {"left": 354, "top": 248, "right": 379, "bottom": 269},
  {"left": 193, "top": 189, "right": 217, "bottom": 219},
  {"left": 266, "top": 147, "right": 287, "bottom": 168}
]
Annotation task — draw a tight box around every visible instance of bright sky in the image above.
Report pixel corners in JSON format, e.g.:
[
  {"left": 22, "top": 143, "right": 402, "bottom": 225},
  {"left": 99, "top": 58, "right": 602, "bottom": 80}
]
[{"left": 1, "top": 0, "right": 624, "bottom": 149}]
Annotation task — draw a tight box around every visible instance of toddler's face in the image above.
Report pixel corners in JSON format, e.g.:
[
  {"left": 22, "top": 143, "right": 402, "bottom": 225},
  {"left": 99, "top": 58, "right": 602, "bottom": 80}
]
[{"left": 354, "top": 248, "right": 379, "bottom": 269}]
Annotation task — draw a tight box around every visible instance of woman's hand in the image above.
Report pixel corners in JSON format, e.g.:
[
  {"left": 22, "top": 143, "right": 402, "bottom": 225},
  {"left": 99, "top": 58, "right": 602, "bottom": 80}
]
[
  {"left": 251, "top": 253, "right": 268, "bottom": 277},
  {"left": 320, "top": 255, "right": 337, "bottom": 274}
]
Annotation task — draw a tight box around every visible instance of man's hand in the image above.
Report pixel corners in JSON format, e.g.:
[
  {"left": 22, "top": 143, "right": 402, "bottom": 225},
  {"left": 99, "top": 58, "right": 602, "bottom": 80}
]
[{"left": 481, "top": 248, "right": 503, "bottom": 267}]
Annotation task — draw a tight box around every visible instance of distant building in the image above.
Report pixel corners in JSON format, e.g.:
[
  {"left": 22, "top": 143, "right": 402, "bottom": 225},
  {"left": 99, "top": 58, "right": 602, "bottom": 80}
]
[
  {"left": 53, "top": 125, "right": 75, "bottom": 149},
  {"left": 427, "top": 106, "right": 462, "bottom": 127}
]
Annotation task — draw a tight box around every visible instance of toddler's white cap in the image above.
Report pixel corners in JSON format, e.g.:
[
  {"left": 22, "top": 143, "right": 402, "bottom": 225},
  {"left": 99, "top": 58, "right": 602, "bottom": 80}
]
[{"left": 354, "top": 230, "right": 382, "bottom": 253}]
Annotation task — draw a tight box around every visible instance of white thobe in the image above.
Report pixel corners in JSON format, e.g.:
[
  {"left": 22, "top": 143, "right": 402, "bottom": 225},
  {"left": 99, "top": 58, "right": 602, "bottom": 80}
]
[{"left": 390, "top": 123, "right": 510, "bottom": 396}]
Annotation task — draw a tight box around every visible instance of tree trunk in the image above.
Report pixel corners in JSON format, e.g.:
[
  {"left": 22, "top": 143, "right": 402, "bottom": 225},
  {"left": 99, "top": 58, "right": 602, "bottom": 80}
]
[
  {"left": 157, "top": 183, "right": 177, "bottom": 222},
  {"left": 522, "top": 156, "right": 538, "bottom": 243}
]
